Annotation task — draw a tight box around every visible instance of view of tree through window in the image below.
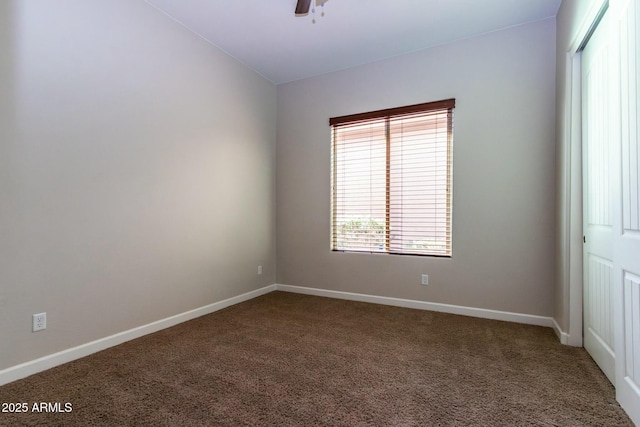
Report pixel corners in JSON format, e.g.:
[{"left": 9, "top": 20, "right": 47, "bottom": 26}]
[{"left": 330, "top": 99, "right": 454, "bottom": 257}]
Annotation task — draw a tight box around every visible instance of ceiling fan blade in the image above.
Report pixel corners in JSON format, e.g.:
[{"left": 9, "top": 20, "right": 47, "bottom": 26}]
[{"left": 295, "top": 0, "right": 311, "bottom": 15}]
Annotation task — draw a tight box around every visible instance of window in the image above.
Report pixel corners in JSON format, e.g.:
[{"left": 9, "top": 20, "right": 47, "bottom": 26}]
[{"left": 330, "top": 99, "right": 454, "bottom": 257}]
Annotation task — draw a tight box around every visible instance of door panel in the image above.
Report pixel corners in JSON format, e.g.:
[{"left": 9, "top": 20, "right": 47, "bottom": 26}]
[
  {"left": 614, "top": 0, "right": 640, "bottom": 422},
  {"left": 582, "top": 8, "right": 616, "bottom": 384}
]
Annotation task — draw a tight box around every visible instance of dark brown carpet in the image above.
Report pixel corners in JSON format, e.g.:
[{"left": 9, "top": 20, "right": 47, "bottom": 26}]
[{"left": 0, "top": 291, "right": 633, "bottom": 426}]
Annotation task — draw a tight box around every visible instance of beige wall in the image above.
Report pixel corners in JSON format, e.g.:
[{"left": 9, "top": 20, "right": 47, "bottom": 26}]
[
  {"left": 0, "top": 0, "right": 276, "bottom": 370},
  {"left": 554, "top": 0, "right": 606, "bottom": 343},
  {"left": 277, "top": 19, "right": 557, "bottom": 316},
  {"left": 0, "top": 2, "right": 560, "bottom": 374}
]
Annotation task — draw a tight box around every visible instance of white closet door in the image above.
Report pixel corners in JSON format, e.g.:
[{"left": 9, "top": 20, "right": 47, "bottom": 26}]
[
  {"left": 582, "top": 8, "right": 616, "bottom": 385},
  {"left": 613, "top": 0, "right": 640, "bottom": 424}
]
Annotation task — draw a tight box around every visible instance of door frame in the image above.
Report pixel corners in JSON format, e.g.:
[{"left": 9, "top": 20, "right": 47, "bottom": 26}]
[{"left": 563, "top": 1, "right": 640, "bottom": 423}]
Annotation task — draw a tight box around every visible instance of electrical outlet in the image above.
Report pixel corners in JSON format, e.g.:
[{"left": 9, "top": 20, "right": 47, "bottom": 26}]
[
  {"left": 421, "top": 274, "right": 429, "bottom": 286},
  {"left": 257, "top": 265, "right": 263, "bottom": 275},
  {"left": 33, "top": 312, "right": 46, "bottom": 332}
]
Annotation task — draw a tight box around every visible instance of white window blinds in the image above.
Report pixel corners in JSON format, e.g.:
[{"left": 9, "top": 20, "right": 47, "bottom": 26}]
[{"left": 330, "top": 99, "right": 454, "bottom": 257}]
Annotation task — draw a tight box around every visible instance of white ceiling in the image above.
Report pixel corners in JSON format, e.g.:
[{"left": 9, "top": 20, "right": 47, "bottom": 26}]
[{"left": 145, "top": 0, "right": 561, "bottom": 84}]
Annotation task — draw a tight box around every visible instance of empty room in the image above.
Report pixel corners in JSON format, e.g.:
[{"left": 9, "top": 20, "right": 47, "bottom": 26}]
[{"left": 0, "top": 0, "right": 639, "bottom": 425}]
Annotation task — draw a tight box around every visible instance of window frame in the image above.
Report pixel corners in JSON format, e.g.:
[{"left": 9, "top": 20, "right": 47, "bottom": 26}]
[{"left": 330, "top": 98, "right": 455, "bottom": 257}]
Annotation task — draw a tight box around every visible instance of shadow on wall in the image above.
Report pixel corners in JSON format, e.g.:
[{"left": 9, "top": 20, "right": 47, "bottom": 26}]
[
  {"left": 0, "top": 0, "right": 17, "bottom": 365},
  {"left": 0, "top": 0, "right": 17, "bottom": 279},
  {"left": 0, "top": 0, "right": 16, "bottom": 165}
]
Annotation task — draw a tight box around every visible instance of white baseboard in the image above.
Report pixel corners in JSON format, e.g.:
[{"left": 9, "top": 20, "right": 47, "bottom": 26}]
[
  {"left": 0, "top": 283, "right": 561, "bottom": 387},
  {"left": 552, "top": 318, "right": 570, "bottom": 345},
  {"left": 0, "top": 284, "right": 276, "bottom": 387},
  {"left": 275, "top": 284, "right": 554, "bottom": 328}
]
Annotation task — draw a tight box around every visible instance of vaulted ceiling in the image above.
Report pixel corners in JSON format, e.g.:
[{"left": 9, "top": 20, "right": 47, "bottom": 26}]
[{"left": 145, "top": 0, "right": 561, "bottom": 84}]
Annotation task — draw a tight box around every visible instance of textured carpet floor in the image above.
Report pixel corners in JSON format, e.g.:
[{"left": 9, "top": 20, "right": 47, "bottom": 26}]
[{"left": 0, "top": 291, "right": 633, "bottom": 426}]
